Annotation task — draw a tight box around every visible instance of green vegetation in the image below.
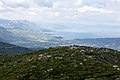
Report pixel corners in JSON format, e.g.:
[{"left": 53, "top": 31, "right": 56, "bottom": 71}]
[
  {"left": 0, "top": 41, "right": 32, "bottom": 54},
  {"left": 0, "top": 45, "right": 120, "bottom": 80}
]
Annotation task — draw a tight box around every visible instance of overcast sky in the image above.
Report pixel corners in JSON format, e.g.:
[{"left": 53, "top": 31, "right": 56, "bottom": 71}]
[
  {"left": 0, "top": 0, "right": 119, "bottom": 23},
  {"left": 0, "top": 0, "right": 120, "bottom": 37}
]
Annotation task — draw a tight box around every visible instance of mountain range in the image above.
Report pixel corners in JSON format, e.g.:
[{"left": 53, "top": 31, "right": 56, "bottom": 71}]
[
  {"left": 0, "top": 18, "right": 60, "bottom": 48},
  {"left": 0, "top": 18, "right": 120, "bottom": 51}
]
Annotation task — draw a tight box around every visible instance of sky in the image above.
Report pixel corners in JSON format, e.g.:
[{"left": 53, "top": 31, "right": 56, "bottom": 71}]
[
  {"left": 0, "top": 0, "right": 120, "bottom": 23},
  {"left": 0, "top": 0, "right": 120, "bottom": 37}
]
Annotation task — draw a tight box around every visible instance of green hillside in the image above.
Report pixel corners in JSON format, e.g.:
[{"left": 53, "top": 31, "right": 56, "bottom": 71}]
[
  {"left": 0, "top": 41, "right": 32, "bottom": 54},
  {"left": 0, "top": 45, "right": 120, "bottom": 80}
]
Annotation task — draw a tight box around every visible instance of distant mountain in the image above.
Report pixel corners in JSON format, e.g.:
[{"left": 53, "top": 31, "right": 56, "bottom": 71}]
[
  {"left": 0, "top": 46, "right": 120, "bottom": 80},
  {"left": 0, "top": 18, "right": 56, "bottom": 33},
  {"left": 0, "top": 18, "right": 59, "bottom": 48},
  {"left": 0, "top": 41, "right": 32, "bottom": 54},
  {"left": 47, "top": 38, "right": 120, "bottom": 51},
  {"left": 1, "top": 18, "right": 120, "bottom": 50},
  {"left": 71, "top": 38, "right": 120, "bottom": 50}
]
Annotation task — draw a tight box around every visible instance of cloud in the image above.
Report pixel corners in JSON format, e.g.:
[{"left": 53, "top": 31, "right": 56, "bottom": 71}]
[
  {"left": 76, "top": 0, "right": 83, "bottom": 6},
  {"left": 0, "top": 0, "right": 119, "bottom": 25},
  {"left": 0, "top": 0, "right": 120, "bottom": 37},
  {"left": 0, "top": 0, "right": 54, "bottom": 9},
  {"left": 78, "top": 6, "right": 113, "bottom": 13},
  {"left": 0, "top": 0, "right": 33, "bottom": 8},
  {"left": 36, "top": 0, "right": 53, "bottom": 8}
]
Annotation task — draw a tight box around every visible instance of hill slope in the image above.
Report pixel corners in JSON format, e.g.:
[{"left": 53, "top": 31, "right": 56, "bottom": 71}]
[
  {"left": 0, "top": 46, "right": 120, "bottom": 80},
  {"left": 0, "top": 41, "right": 32, "bottom": 54}
]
